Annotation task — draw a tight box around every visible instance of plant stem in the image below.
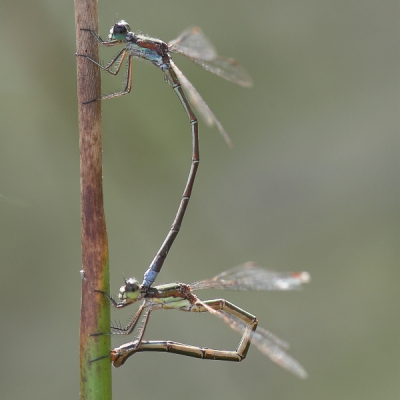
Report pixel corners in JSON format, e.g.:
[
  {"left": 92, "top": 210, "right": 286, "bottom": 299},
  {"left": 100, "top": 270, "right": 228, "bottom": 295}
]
[{"left": 75, "top": 1, "right": 112, "bottom": 399}]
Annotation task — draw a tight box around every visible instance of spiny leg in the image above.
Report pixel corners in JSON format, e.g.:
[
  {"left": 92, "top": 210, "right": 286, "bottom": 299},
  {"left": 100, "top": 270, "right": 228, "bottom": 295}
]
[
  {"left": 141, "top": 64, "right": 199, "bottom": 288},
  {"left": 90, "top": 294, "right": 152, "bottom": 362},
  {"left": 93, "top": 54, "right": 133, "bottom": 101},
  {"left": 77, "top": 49, "right": 132, "bottom": 103},
  {"left": 111, "top": 309, "right": 154, "bottom": 368},
  {"left": 110, "top": 302, "right": 150, "bottom": 336},
  {"left": 90, "top": 290, "right": 144, "bottom": 337},
  {"left": 77, "top": 47, "right": 128, "bottom": 76}
]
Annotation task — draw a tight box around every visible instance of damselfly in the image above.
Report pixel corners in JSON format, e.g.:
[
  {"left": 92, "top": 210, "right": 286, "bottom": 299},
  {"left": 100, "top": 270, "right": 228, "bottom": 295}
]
[
  {"left": 96, "top": 262, "right": 310, "bottom": 378},
  {"left": 78, "top": 21, "right": 252, "bottom": 289}
]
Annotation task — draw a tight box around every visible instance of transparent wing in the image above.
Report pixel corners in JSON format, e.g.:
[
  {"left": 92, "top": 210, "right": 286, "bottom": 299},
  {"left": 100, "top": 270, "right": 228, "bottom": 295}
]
[
  {"left": 190, "top": 262, "right": 310, "bottom": 291},
  {"left": 169, "top": 27, "right": 253, "bottom": 87},
  {"left": 169, "top": 26, "right": 217, "bottom": 61},
  {"left": 191, "top": 57, "right": 253, "bottom": 87},
  {"left": 170, "top": 60, "right": 233, "bottom": 147},
  {"left": 202, "top": 301, "right": 308, "bottom": 379}
]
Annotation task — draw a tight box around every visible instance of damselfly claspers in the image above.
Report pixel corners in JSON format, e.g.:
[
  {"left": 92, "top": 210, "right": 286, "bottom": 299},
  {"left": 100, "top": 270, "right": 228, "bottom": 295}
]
[
  {"left": 97, "top": 262, "right": 310, "bottom": 378},
  {"left": 78, "top": 21, "right": 252, "bottom": 289}
]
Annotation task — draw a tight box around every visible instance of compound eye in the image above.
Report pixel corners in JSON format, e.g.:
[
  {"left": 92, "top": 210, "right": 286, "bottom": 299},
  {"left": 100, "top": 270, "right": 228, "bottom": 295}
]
[
  {"left": 113, "top": 23, "right": 127, "bottom": 36},
  {"left": 119, "top": 277, "right": 140, "bottom": 301},
  {"left": 125, "top": 278, "right": 140, "bottom": 293},
  {"left": 109, "top": 20, "right": 130, "bottom": 40}
]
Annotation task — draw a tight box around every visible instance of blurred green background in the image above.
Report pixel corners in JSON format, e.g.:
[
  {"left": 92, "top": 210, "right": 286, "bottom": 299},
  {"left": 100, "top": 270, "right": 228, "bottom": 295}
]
[{"left": 0, "top": 0, "right": 398, "bottom": 399}]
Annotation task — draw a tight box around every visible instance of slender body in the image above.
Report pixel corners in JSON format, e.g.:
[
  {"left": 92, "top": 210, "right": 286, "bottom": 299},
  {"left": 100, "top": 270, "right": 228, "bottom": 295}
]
[
  {"left": 98, "top": 262, "right": 310, "bottom": 378},
  {"left": 78, "top": 21, "right": 252, "bottom": 289}
]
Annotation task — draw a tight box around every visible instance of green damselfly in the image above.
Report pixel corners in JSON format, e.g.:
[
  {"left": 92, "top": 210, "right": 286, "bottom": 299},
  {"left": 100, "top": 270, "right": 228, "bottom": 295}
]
[
  {"left": 78, "top": 21, "right": 252, "bottom": 289},
  {"left": 97, "top": 262, "right": 310, "bottom": 378}
]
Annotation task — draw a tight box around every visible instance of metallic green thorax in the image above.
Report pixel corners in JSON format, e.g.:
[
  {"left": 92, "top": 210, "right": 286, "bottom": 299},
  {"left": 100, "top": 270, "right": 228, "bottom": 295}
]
[{"left": 119, "top": 278, "right": 195, "bottom": 309}]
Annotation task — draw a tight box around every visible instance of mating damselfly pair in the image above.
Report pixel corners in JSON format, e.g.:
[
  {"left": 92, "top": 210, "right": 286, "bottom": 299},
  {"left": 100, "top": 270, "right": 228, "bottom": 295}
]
[{"left": 79, "top": 21, "right": 309, "bottom": 378}]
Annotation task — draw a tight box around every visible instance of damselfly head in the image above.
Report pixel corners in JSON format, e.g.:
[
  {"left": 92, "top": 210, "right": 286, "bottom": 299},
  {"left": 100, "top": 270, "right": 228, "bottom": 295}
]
[
  {"left": 109, "top": 20, "right": 131, "bottom": 41},
  {"left": 119, "top": 277, "right": 140, "bottom": 302}
]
